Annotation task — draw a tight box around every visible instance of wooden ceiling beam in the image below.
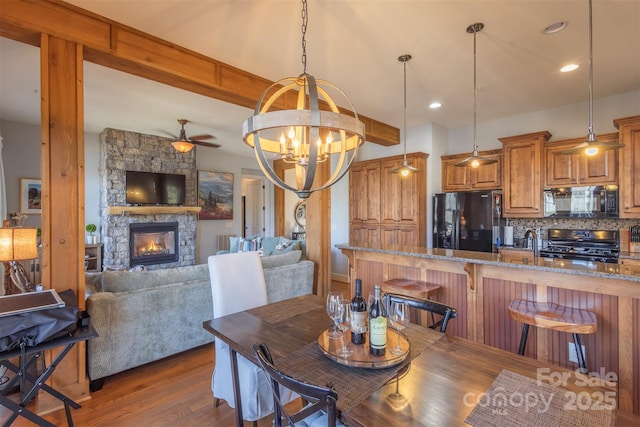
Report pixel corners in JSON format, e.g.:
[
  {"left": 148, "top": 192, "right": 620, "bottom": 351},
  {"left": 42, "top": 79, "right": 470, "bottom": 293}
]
[{"left": 1, "top": 0, "right": 399, "bottom": 146}]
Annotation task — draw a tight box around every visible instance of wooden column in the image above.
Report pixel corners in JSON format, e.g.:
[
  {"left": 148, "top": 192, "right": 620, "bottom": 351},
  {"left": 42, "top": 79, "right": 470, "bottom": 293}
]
[{"left": 39, "top": 34, "right": 89, "bottom": 411}]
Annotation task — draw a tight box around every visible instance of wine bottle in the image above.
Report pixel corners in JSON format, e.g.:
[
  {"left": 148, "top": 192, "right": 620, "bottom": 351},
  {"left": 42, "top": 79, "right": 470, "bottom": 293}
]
[
  {"left": 368, "top": 284, "right": 386, "bottom": 356},
  {"left": 350, "top": 279, "right": 367, "bottom": 345}
]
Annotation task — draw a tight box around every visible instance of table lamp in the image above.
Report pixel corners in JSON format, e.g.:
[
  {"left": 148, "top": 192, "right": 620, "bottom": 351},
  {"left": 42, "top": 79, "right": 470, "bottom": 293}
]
[{"left": 0, "top": 227, "right": 38, "bottom": 294}]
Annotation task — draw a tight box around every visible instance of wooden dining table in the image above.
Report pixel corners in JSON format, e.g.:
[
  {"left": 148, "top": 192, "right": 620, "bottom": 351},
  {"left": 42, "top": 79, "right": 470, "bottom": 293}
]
[{"left": 203, "top": 294, "right": 630, "bottom": 426}]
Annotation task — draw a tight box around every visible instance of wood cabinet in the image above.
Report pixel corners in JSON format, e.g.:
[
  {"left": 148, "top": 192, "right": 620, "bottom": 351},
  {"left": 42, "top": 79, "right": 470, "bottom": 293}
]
[
  {"left": 499, "top": 131, "right": 551, "bottom": 218},
  {"left": 349, "top": 152, "right": 428, "bottom": 246},
  {"left": 544, "top": 133, "right": 618, "bottom": 187},
  {"left": 498, "top": 248, "right": 536, "bottom": 265},
  {"left": 619, "top": 258, "right": 640, "bottom": 275},
  {"left": 614, "top": 115, "right": 640, "bottom": 218},
  {"left": 441, "top": 149, "right": 502, "bottom": 192}
]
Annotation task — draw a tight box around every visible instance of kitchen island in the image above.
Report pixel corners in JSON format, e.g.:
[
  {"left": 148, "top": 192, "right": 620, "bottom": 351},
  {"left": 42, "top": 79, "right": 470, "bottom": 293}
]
[{"left": 336, "top": 243, "right": 640, "bottom": 416}]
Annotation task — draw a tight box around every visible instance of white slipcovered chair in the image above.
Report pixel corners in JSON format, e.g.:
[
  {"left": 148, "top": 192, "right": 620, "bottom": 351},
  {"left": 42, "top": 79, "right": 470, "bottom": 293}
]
[{"left": 208, "top": 252, "right": 296, "bottom": 424}]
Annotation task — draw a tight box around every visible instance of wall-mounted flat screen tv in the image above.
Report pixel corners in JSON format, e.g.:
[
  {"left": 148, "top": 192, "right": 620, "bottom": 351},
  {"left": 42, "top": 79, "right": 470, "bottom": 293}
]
[{"left": 125, "top": 171, "right": 186, "bottom": 206}]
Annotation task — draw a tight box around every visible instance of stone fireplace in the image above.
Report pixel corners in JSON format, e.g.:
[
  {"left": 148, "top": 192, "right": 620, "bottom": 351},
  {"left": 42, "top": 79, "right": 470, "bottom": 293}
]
[
  {"left": 129, "top": 222, "right": 179, "bottom": 266},
  {"left": 99, "top": 129, "right": 198, "bottom": 270}
]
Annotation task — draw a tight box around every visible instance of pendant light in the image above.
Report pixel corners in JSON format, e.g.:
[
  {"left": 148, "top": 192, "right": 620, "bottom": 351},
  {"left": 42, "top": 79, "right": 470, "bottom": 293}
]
[
  {"left": 561, "top": 0, "right": 624, "bottom": 156},
  {"left": 392, "top": 54, "right": 419, "bottom": 176},
  {"left": 455, "top": 23, "right": 497, "bottom": 169},
  {"left": 242, "top": 0, "right": 365, "bottom": 200}
]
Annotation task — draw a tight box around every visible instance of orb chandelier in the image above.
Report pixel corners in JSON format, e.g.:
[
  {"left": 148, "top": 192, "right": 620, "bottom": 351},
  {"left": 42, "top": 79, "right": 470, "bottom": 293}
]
[
  {"left": 561, "top": 0, "right": 624, "bottom": 156},
  {"left": 392, "top": 54, "right": 419, "bottom": 176},
  {"left": 455, "top": 23, "right": 497, "bottom": 169},
  {"left": 242, "top": 0, "right": 365, "bottom": 199}
]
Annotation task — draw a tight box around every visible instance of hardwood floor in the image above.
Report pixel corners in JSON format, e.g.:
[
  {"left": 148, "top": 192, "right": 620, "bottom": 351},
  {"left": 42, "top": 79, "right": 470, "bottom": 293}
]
[{"left": 1, "top": 282, "right": 350, "bottom": 426}]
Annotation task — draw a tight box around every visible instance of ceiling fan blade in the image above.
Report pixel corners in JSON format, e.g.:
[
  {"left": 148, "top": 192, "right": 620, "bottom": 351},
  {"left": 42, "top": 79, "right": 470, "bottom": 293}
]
[
  {"left": 155, "top": 129, "right": 179, "bottom": 139},
  {"left": 192, "top": 140, "right": 221, "bottom": 148},
  {"left": 189, "top": 133, "right": 216, "bottom": 141}
]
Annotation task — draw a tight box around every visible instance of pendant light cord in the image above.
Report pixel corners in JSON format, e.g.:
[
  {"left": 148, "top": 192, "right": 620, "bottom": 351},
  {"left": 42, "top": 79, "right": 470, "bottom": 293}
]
[
  {"left": 473, "top": 26, "right": 478, "bottom": 153},
  {"left": 301, "top": 0, "right": 308, "bottom": 74},
  {"left": 403, "top": 56, "right": 408, "bottom": 162},
  {"left": 587, "top": 0, "right": 594, "bottom": 140}
]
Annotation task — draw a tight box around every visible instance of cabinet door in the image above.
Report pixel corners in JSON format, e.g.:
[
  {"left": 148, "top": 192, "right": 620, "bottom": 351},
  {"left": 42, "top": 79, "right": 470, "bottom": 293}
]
[
  {"left": 500, "top": 131, "right": 550, "bottom": 218},
  {"left": 380, "top": 225, "right": 417, "bottom": 247},
  {"left": 349, "top": 162, "right": 380, "bottom": 223},
  {"left": 615, "top": 115, "right": 640, "bottom": 217},
  {"left": 350, "top": 223, "right": 380, "bottom": 246},
  {"left": 545, "top": 143, "right": 579, "bottom": 187},
  {"left": 472, "top": 153, "right": 502, "bottom": 189},
  {"left": 619, "top": 258, "right": 640, "bottom": 275},
  {"left": 380, "top": 157, "right": 418, "bottom": 225},
  {"left": 579, "top": 150, "right": 617, "bottom": 185},
  {"left": 442, "top": 158, "right": 471, "bottom": 192}
]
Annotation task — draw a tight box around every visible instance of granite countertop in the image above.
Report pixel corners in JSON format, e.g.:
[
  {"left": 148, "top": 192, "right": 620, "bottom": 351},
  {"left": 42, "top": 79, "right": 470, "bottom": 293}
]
[{"left": 335, "top": 243, "right": 640, "bottom": 282}]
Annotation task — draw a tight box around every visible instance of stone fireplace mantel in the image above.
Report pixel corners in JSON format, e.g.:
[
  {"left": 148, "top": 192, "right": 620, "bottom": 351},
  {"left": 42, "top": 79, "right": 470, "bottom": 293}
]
[{"left": 108, "top": 206, "right": 201, "bottom": 216}]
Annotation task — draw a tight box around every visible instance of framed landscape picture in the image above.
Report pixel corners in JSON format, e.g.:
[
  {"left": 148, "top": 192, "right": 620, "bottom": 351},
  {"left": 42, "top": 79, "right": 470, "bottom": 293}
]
[
  {"left": 20, "top": 178, "right": 42, "bottom": 214},
  {"left": 198, "top": 171, "right": 233, "bottom": 220}
]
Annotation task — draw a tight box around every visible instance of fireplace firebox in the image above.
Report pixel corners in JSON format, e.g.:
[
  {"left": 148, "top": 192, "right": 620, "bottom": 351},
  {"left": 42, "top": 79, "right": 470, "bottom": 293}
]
[{"left": 129, "top": 222, "right": 179, "bottom": 266}]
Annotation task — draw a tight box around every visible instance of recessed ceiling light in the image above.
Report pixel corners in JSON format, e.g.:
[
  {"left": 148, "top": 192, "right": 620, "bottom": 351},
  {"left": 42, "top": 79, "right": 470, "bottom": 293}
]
[
  {"left": 561, "top": 64, "right": 579, "bottom": 72},
  {"left": 544, "top": 21, "right": 568, "bottom": 34},
  {"left": 429, "top": 102, "right": 442, "bottom": 109}
]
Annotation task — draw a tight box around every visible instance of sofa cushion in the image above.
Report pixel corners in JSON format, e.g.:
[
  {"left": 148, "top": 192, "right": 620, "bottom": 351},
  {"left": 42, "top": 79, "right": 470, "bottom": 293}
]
[
  {"left": 101, "top": 264, "right": 209, "bottom": 293},
  {"left": 260, "top": 250, "right": 302, "bottom": 269},
  {"left": 260, "top": 236, "right": 282, "bottom": 256}
]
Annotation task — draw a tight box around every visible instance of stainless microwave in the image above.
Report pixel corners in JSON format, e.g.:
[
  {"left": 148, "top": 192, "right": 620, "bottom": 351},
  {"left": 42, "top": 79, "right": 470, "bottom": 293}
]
[{"left": 543, "top": 186, "right": 618, "bottom": 218}]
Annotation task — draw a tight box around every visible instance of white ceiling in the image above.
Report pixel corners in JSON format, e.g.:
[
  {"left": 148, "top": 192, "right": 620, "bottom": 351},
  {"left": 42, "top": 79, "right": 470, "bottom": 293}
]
[{"left": 1, "top": 0, "right": 639, "bottom": 157}]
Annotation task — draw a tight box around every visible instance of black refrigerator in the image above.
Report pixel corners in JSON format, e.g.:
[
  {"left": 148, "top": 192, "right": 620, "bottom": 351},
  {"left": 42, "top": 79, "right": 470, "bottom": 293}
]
[{"left": 433, "top": 191, "right": 504, "bottom": 253}]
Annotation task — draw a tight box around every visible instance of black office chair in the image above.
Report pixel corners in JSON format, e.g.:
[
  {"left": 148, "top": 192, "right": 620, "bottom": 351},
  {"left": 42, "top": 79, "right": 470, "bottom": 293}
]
[
  {"left": 253, "top": 343, "right": 343, "bottom": 427},
  {"left": 384, "top": 293, "right": 458, "bottom": 333}
]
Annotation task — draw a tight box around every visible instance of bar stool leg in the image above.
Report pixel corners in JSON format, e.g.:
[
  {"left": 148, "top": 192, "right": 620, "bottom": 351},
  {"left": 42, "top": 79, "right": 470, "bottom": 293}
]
[
  {"left": 573, "top": 333, "right": 588, "bottom": 373},
  {"left": 518, "top": 324, "right": 530, "bottom": 355}
]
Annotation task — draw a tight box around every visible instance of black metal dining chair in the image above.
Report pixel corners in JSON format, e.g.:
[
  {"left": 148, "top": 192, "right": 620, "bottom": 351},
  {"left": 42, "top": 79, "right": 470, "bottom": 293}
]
[
  {"left": 253, "top": 343, "right": 344, "bottom": 427},
  {"left": 384, "top": 293, "right": 458, "bottom": 333}
]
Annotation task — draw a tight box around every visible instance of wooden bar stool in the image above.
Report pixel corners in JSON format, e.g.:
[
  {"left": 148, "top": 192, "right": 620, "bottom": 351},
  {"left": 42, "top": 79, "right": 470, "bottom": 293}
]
[
  {"left": 381, "top": 279, "right": 441, "bottom": 326},
  {"left": 508, "top": 300, "right": 597, "bottom": 372}
]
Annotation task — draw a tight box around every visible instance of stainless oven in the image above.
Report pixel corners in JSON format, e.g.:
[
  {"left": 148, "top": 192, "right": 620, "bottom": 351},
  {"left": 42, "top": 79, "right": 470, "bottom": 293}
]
[{"left": 543, "top": 186, "right": 618, "bottom": 218}]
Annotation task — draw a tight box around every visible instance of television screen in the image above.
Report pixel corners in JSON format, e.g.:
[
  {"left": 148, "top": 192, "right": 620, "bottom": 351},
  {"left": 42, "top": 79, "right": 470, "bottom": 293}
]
[{"left": 126, "top": 171, "right": 185, "bottom": 206}]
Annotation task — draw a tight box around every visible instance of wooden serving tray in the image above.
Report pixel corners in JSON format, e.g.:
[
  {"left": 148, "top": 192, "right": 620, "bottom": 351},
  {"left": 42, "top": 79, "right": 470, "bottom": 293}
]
[{"left": 317, "top": 327, "right": 410, "bottom": 369}]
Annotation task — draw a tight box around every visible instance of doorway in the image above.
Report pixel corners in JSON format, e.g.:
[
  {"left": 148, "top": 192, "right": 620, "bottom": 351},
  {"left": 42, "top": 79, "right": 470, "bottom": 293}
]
[{"left": 241, "top": 173, "right": 269, "bottom": 238}]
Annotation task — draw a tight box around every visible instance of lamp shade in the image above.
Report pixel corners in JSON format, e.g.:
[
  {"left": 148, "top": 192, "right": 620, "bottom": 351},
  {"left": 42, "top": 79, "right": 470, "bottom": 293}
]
[{"left": 0, "top": 228, "right": 38, "bottom": 261}]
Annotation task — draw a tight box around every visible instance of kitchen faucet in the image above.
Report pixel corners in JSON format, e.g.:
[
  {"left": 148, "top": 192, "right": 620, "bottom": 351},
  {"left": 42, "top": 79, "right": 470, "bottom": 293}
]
[{"left": 524, "top": 229, "right": 539, "bottom": 259}]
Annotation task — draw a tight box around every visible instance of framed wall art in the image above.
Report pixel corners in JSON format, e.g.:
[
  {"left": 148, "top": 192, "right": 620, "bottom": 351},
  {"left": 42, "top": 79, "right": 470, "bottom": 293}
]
[
  {"left": 20, "top": 178, "right": 42, "bottom": 215},
  {"left": 198, "top": 171, "right": 234, "bottom": 220}
]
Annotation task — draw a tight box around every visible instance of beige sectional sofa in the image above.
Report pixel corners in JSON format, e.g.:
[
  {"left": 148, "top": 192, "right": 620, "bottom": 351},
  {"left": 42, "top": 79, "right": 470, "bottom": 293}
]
[{"left": 85, "top": 250, "right": 313, "bottom": 389}]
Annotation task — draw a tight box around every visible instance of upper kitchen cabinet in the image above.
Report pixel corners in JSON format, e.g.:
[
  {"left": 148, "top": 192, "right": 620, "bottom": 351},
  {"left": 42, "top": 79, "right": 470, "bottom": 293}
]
[
  {"left": 499, "top": 131, "right": 551, "bottom": 218},
  {"left": 614, "top": 115, "right": 640, "bottom": 218},
  {"left": 544, "top": 133, "right": 618, "bottom": 187},
  {"left": 441, "top": 149, "right": 502, "bottom": 192},
  {"left": 349, "top": 152, "right": 428, "bottom": 246}
]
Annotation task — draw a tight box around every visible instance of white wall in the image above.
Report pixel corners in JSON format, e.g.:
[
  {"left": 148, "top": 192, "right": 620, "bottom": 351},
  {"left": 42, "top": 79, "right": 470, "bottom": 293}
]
[{"left": 448, "top": 90, "right": 640, "bottom": 154}]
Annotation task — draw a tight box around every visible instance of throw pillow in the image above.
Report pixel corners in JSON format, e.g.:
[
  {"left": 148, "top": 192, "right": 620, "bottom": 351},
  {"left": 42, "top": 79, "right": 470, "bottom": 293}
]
[
  {"left": 260, "top": 250, "right": 302, "bottom": 269},
  {"left": 229, "top": 236, "right": 241, "bottom": 253},
  {"left": 260, "top": 236, "right": 282, "bottom": 256},
  {"left": 273, "top": 239, "right": 300, "bottom": 254},
  {"left": 238, "top": 235, "right": 262, "bottom": 252}
]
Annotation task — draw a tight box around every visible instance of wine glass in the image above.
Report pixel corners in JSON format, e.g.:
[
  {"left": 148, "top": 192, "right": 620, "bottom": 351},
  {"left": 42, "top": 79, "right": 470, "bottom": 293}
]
[
  {"left": 336, "top": 299, "right": 353, "bottom": 358},
  {"left": 326, "top": 291, "right": 343, "bottom": 339},
  {"left": 389, "top": 301, "right": 409, "bottom": 356}
]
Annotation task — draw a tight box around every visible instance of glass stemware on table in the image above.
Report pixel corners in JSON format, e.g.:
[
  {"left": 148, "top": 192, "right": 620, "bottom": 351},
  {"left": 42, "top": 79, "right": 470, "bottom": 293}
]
[
  {"left": 336, "top": 299, "right": 354, "bottom": 358},
  {"left": 389, "top": 301, "right": 410, "bottom": 356},
  {"left": 326, "top": 291, "right": 343, "bottom": 339}
]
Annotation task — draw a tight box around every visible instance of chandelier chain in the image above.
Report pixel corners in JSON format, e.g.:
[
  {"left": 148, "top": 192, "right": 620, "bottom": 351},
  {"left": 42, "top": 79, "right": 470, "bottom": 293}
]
[{"left": 301, "top": 0, "right": 308, "bottom": 74}]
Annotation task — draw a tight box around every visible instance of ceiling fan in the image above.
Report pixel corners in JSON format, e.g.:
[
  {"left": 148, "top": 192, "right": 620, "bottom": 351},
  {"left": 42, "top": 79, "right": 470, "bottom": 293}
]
[{"left": 165, "top": 118, "right": 220, "bottom": 152}]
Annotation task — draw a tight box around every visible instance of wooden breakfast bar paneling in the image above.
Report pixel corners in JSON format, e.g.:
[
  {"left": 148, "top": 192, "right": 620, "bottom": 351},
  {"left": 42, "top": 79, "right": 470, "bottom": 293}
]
[{"left": 336, "top": 243, "right": 640, "bottom": 416}]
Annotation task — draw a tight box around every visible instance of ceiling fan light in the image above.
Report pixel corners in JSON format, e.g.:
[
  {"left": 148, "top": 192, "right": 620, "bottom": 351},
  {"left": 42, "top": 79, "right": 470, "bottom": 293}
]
[{"left": 172, "top": 140, "right": 194, "bottom": 153}]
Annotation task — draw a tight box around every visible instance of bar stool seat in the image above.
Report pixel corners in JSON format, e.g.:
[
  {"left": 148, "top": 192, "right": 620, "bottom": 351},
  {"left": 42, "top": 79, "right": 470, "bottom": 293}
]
[
  {"left": 381, "top": 279, "right": 441, "bottom": 327},
  {"left": 508, "top": 300, "right": 597, "bottom": 372},
  {"left": 380, "top": 279, "right": 441, "bottom": 300}
]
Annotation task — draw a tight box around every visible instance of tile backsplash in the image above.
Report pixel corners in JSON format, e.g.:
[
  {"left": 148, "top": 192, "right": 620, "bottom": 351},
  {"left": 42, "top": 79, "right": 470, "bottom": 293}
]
[{"left": 507, "top": 218, "right": 640, "bottom": 245}]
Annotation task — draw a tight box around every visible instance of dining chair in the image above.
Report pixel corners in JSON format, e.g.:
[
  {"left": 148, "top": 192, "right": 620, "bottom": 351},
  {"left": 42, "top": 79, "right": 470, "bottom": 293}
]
[
  {"left": 253, "top": 343, "right": 346, "bottom": 427},
  {"left": 384, "top": 292, "right": 458, "bottom": 333},
  {"left": 208, "top": 252, "right": 296, "bottom": 424}
]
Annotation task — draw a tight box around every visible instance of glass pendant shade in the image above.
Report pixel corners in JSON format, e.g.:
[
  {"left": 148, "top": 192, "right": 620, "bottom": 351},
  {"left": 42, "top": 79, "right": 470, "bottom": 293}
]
[
  {"left": 392, "top": 54, "right": 419, "bottom": 176},
  {"left": 242, "top": 1, "right": 364, "bottom": 199},
  {"left": 561, "top": 0, "right": 624, "bottom": 156},
  {"left": 171, "top": 139, "right": 194, "bottom": 153},
  {"left": 455, "top": 23, "right": 497, "bottom": 169}
]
